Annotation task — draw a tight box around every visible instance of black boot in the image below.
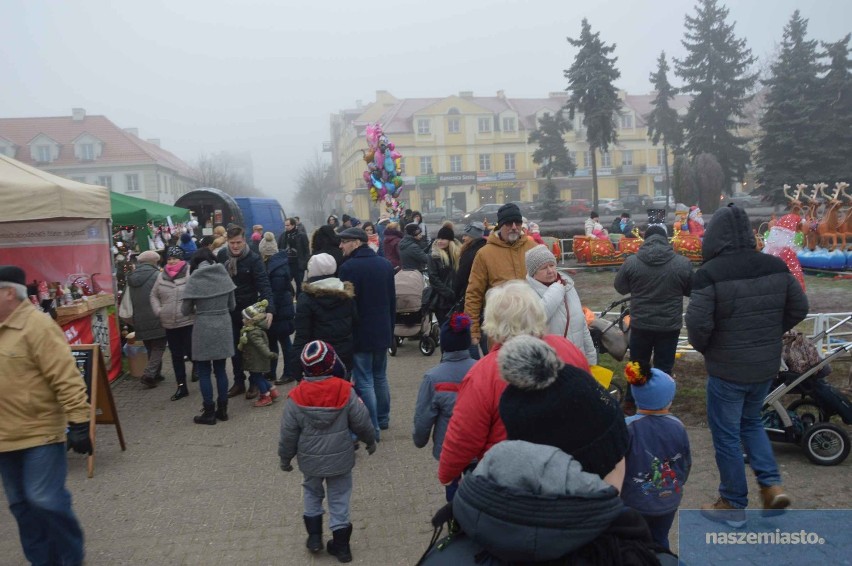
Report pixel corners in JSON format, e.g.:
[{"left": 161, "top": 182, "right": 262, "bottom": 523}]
[
  {"left": 327, "top": 523, "right": 352, "bottom": 563},
  {"left": 303, "top": 515, "right": 323, "bottom": 553},
  {"left": 215, "top": 400, "right": 229, "bottom": 422},
  {"left": 193, "top": 402, "right": 216, "bottom": 425},
  {"left": 171, "top": 383, "right": 189, "bottom": 401}
]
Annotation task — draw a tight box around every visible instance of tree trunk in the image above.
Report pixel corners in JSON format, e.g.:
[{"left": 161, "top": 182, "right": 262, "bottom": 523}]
[
  {"left": 663, "top": 141, "right": 672, "bottom": 209},
  {"left": 590, "top": 148, "right": 599, "bottom": 210}
]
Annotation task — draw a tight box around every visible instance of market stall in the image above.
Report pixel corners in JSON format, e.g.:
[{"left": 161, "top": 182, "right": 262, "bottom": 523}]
[
  {"left": 0, "top": 154, "right": 122, "bottom": 380},
  {"left": 110, "top": 191, "right": 191, "bottom": 252}
]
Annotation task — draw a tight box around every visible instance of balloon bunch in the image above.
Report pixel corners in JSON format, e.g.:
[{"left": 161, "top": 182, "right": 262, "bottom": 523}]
[{"left": 362, "top": 123, "right": 405, "bottom": 219}]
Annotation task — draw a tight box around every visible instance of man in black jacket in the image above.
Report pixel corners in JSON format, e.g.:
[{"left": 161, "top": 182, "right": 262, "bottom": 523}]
[
  {"left": 278, "top": 217, "right": 310, "bottom": 297},
  {"left": 217, "top": 226, "right": 275, "bottom": 399},
  {"left": 686, "top": 205, "right": 808, "bottom": 523}
]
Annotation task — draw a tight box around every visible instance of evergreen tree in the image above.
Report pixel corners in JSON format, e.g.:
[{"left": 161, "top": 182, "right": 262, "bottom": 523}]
[
  {"left": 528, "top": 111, "right": 575, "bottom": 220},
  {"left": 817, "top": 34, "right": 852, "bottom": 183},
  {"left": 646, "top": 51, "right": 683, "bottom": 207},
  {"left": 564, "top": 18, "right": 621, "bottom": 210},
  {"left": 755, "top": 11, "right": 823, "bottom": 201},
  {"left": 674, "top": 0, "right": 756, "bottom": 193}
]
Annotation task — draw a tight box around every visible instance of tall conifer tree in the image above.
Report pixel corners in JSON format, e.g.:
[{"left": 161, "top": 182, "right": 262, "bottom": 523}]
[
  {"left": 755, "top": 11, "right": 822, "bottom": 197},
  {"left": 646, "top": 51, "right": 683, "bottom": 206},
  {"left": 675, "top": 0, "right": 756, "bottom": 192},
  {"left": 528, "top": 111, "right": 575, "bottom": 220},
  {"left": 565, "top": 18, "right": 621, "bottom": 210},
  {"left": 817, "top": 34, "right": 852, "bottom": 183}
]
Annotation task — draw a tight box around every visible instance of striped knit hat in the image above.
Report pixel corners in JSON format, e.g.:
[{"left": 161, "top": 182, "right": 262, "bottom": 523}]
[{"left": 300, "top": 340, "right": 346, "bottom": 378}]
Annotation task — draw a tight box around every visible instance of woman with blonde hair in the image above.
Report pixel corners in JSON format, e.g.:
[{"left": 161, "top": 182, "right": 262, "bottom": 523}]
[
  {"left": 437, "top": 280, "right": 592, "bottom": 487},
  {"left": 427, "top": 225, "right": 461, "bottom": 325}
]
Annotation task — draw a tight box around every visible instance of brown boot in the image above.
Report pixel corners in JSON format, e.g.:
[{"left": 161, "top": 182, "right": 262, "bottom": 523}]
[
  {"left": 760, "top": 485, "right": 791, "bottom": 515},
  {"left": 700, "top": 497, "right": 746, "bottom": 527}
]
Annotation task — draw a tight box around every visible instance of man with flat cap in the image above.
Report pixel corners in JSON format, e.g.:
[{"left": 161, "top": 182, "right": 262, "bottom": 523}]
[
  {"left": 337, "top": 227, "right": 396, "bottom": 439},
  {"left": 0, "top": 265, "right": 92, "bottom": 565},
  {"left": 464, "top": 202, "right": 537, "bottom": 347}
]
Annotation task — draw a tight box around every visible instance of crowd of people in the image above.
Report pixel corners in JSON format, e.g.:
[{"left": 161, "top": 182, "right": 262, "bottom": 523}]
[{"left": 0, "top": 201, "right": 814, "bottom": 564}]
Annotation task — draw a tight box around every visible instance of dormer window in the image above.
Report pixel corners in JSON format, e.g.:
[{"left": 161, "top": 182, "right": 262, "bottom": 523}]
[
  {"left": 73, "top": 133, "right": 103, "bottom": 162},
  {"left": 37, "top": 145, "right": 53, "bottom": 163},
  {"left": 80, "top": 144, "right": 94, "bottom": 160}
]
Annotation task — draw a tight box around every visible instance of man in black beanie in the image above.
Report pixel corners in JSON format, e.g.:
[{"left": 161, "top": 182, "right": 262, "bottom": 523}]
[{"left": 463, "top": 202, "right": 536, "bottom": 349}]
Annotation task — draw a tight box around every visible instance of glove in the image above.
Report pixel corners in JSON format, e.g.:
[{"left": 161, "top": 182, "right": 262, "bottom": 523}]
[
  {"left": 66, "top": 422, "right": 92, "bottom": 455},
  {"left": 280, "top": 462, "right": 293, "bottom": 472},
  {"left": 366, "top": 443, "right": 377, "bottom": 455}
]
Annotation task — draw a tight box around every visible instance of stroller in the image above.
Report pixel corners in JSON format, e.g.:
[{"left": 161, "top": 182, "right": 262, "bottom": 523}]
[
  {"left": 389, "top": 269, "right": 439, "bottom": 357},
  {"left": 586, "top": 296, "right": 632, "bottom": 402},
  {"left": 761, "top": 316, "right": 852, "bottom": 466}
]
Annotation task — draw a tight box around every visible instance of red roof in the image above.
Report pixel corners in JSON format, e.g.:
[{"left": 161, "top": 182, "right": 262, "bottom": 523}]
[{"left": 0, "top": 114, "right": 197, "bottom": 178}]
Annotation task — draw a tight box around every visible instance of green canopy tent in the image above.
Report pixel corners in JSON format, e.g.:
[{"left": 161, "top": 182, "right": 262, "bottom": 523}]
[{"left": 110, "top": 192, "right": 192, "bottom": 251}]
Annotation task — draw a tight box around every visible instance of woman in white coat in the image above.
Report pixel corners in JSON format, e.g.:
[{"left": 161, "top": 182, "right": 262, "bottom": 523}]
[{"left": 524, "top": 245, "right": 597, "bottom": 366}]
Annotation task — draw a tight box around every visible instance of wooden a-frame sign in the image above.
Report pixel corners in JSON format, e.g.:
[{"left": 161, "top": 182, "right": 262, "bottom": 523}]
[{"left": 70, "top": 344, "right": 126, "bottom": 477}]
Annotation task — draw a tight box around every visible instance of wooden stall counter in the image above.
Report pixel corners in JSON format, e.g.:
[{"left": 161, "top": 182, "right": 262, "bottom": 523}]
[{"left": 56, "top": 293, "right": 115, "bottom": 326}]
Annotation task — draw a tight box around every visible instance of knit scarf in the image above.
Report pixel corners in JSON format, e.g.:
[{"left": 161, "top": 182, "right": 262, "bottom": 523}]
[
  {"left": 164, "top": 261, "right": 186, "bottom": 279},
  {"left": 225, "top": 245, "right": 250, "bottom": 277}
]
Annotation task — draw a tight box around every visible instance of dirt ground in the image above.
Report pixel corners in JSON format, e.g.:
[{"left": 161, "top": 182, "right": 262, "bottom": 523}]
[{"left": 570, "top": 268, "right": 852, "bottom": 426}]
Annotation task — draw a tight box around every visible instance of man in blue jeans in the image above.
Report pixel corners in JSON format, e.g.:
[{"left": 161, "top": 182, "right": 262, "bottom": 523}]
[
  {"left": 686, "top": 205, "right": 808, "bottom": 525},
  {"left": 0, "top": 265, "right": 92, "bottom": 565},
  {"left": 338, "top": 227, "right": 396, "bottom": 439}
]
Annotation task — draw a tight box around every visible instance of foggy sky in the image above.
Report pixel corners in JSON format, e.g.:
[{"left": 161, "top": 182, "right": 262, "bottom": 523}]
[{"left": 1, "top": 0, "right": 849, "bottom": 213}]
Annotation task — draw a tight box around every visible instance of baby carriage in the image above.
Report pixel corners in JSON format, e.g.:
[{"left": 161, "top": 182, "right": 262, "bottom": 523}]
[
  {"left": 761, "top": 317, "right": 852, "bottom": 466},
  {"left": 389, "top": 269, "right": 439, "bottom": 357}
]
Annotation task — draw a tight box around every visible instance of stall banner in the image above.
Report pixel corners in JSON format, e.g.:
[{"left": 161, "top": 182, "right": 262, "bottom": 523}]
[
  {"left": 61, "top": 309, "right": 122, "bottom": 382},
  {"left": 0, "top": 219, "right": 112, "bottom": 290}
]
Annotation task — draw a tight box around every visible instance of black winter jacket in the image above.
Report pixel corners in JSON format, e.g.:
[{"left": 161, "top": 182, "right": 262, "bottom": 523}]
[
  {"left": 266, "top": 252, "right": 295, "bottom": 336},
  {"left": 310, "top": 226, "right": 343, "bottom": 272},
  {"left": 293, "top": 276, "right": 357, "bottom": 370},
  {"left": 216, "top": 247, "right": 275, "bottom": 313},
  {"left": 685, "top": 206, "right": 809, "bottom": 382},
  {"left": 399, "top": 234, "right": 429, "bottom": 271},
  {"left": 614, "top": 234, "right": 693, "bottom": 332},
  {"left": 453, "top": 238, "right": 487, "bottom": 308},
  {"left": 427, "top": 252, "right": 457, "bottom": 311},
  {"left": 278, "top": 229, "right": 310, "bottom": 271}
]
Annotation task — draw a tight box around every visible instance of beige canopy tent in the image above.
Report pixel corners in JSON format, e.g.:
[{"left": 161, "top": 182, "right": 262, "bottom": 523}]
[{"left": 0, "top": 153, "right": 111, "bottom": 221}]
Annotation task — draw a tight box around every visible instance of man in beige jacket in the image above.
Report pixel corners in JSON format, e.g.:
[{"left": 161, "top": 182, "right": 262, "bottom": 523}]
[
  {"left": 0, "top": 265, "right": 91, "bottom": 565},
  {"left": 464, "top": 203, "right": 537, "bottom": 346}
]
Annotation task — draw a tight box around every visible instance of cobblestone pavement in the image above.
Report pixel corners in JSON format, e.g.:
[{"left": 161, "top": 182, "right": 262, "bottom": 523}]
[{"left": 1, "top": 343, "right": 850, "bottom": 565}]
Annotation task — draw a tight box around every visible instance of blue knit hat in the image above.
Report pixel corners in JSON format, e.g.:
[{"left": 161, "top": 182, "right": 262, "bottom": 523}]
[{"left": 626, "top": 363, "right": 676, "bottom": 411}]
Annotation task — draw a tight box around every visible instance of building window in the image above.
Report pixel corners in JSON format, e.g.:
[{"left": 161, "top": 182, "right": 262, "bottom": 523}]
[
  {"left": 448, "top": 118, "right": 460, "bottom": 133},
  {"left": 80, "top": 143, "right": 94, "bottom": 160},
  {"left": 601, "top": 151, "right": 612, "bottom": 168},
  {"left": 620, "top": 114, "right": 634, "bottom": 129},
  {"left": 478, "top": 117, "right": 491, "bottom": 133},
  {"left": 479, "top": 154, "right": 491, "bottom": 171},
  {"left": 126, "top": 174, "right": 140, "bottom": 192},
  {"left": 584, "top": 151, "right": 592, "bottom": 167},
  {"left": 420, "top": 156, "right": 433, "bottom": 175},
  {"left": 98, "top": 175, "right": 113, "bottom": 190},
  {"left": 502, "top": 117, "right": 516, "bottom": 132},
  {"left": 504, "top": 153, "right": 516, "bottom": 170},
  {"left": 450, "top": 155, "right": 462, "bottom": 173},
  {"left": 570, "top": 151, "right": 578, "bottom": 165},
  {"left": 37, "top": 145, "right": 52, "bottom": 162},
  {"left": 417, "top": 119, "right": 431, "bottom": 135},
  {"left": 657, "top": 148, "right": 667, "bottom": 166},
  {"left": 621, "top": 150, "right": 633, "bottom": 166}
]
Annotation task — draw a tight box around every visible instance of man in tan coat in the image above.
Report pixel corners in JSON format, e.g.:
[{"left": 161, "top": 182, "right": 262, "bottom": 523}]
[
  {"left": 464, "top": 203, "right": 537, "bottom": 345},
  {"left": 0, "top": 265, "right": 91, "bottom": 565}
]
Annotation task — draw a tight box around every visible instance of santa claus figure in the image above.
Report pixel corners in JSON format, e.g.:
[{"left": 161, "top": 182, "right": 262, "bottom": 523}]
[
  {"left": 687, "top": 206, "right": 705, "bottom": 238},
  {"left": 763, "top": 213, "right": 805, "bottom": 291}
]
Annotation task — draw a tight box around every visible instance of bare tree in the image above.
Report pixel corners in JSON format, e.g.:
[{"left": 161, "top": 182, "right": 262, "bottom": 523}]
[
  {"left": 195, "top": 151, "right": 266, "bottom": 197},
  {"left": 295, "top": 152, "right": 337, "bottom": 225}
]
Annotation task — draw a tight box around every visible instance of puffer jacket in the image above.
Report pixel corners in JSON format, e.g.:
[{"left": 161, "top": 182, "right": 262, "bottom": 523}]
[
  {"left": 614, "top": 234, "right": 693, "bottom": 332},
  {"left": 464, "top": 232, "right": 537, "bottom": 340},
  {"left": 239, "top": 318, "right": 276, "bottom": 373},
  {"left": 150, "top": 262, "right": 194, "bottom": 329},
  {"left": 412, "top": 351, "right": 477, "bottom": 460},
  {"left": 686, "top": 206, "right": 809, "bottom": 382},
  {"left": 381, "top": 227, "right": 403, "bottom": 269},
  {"left": 526, "top": 274, "right": 597, "bottom": 365},
  {"left": 437, "top": 335, "right": 590, "bottom": 484},
  {"left": 266, "top": 252, "right": 295, "bottom": 336},
  {"left": 278, "top": 376, "right": 375, "bottom": 477},
  {"left": 426, "top": 251, "right": 457, "bottom": 312},
  {"left": 216, "top": 247, "right": 275, "bottom": 313},
  {"left": 293, "top": 277, "right": 357, "bottom": 370},
  {"left": 399, "top": 234, "right": 429, "bottom": 271},
  {"left": 126, "top": 263, "right": 166, "bottom": 340}
]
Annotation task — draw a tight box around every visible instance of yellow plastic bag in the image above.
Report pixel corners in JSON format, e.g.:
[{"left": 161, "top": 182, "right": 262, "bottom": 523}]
[{"left": 589, "top": 365, "right": 613, "bottom": 389}]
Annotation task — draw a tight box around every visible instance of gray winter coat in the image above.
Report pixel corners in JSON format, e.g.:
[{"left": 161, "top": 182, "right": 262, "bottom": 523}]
[
  {"left": 181, "top": 263, "right": 236, "bottom": 361},
  {"left": 127, "top": 264, "right": 166, "bottom": 340},
  {"left": 614, "top": 234, "right": 693, "bottom": 332},
  {"left": 686, "top": 206, "right": 809, "bottom": 382},
  {"left": 150, "top": 263, "right": 194, "bottom": 329},
  {"left": 526, "top": 274, "right": 598, "bottom": 365},
  {"left": 278, "top": 376, "right": 375, "bottom": 477},
  {"left": 412, "top": 351, "right": 477, "bottom": 460},
  {"left": 399, "top": 235, "right": 429, "bottom": 270}
]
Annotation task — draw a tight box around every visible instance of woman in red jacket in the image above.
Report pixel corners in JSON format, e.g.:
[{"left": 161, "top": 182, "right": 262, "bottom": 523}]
[{"left": 437, "top": 280, "right": 590, "bottom": 486}]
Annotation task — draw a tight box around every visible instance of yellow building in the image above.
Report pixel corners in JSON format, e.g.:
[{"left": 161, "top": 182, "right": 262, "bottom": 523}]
[{"left": 328, "top": 90, "right": 690, "bottom": 220}]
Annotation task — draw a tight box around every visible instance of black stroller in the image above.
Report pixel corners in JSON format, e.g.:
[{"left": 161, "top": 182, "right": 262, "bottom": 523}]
[{"left": 762, "top": 317, "right": 852, "bottom": 466}]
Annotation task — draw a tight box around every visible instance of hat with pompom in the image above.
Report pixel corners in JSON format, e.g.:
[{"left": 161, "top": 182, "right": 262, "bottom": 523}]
[
  {"left": 440, "top": 313, "right": 472, "bottom": 353},
  {"left": 300, "top": 340, "right": 346, "bottom": 378},
  {"left": 624, "top": 360, "right": 676, "bottom": 411},
  {"left": 498, "top": 335, "right": 628, "bottom": 477},
  {"left": 258, "top": 231, "right": 278, "bottom": 258},
  {"left": 241, "top": 299, "right": 268, "bottom": 321}
]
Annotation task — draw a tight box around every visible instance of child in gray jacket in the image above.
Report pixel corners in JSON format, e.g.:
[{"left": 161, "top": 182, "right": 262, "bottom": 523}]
[{"left": 279, "top": 340, "right": 376, "bottom": 563}]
